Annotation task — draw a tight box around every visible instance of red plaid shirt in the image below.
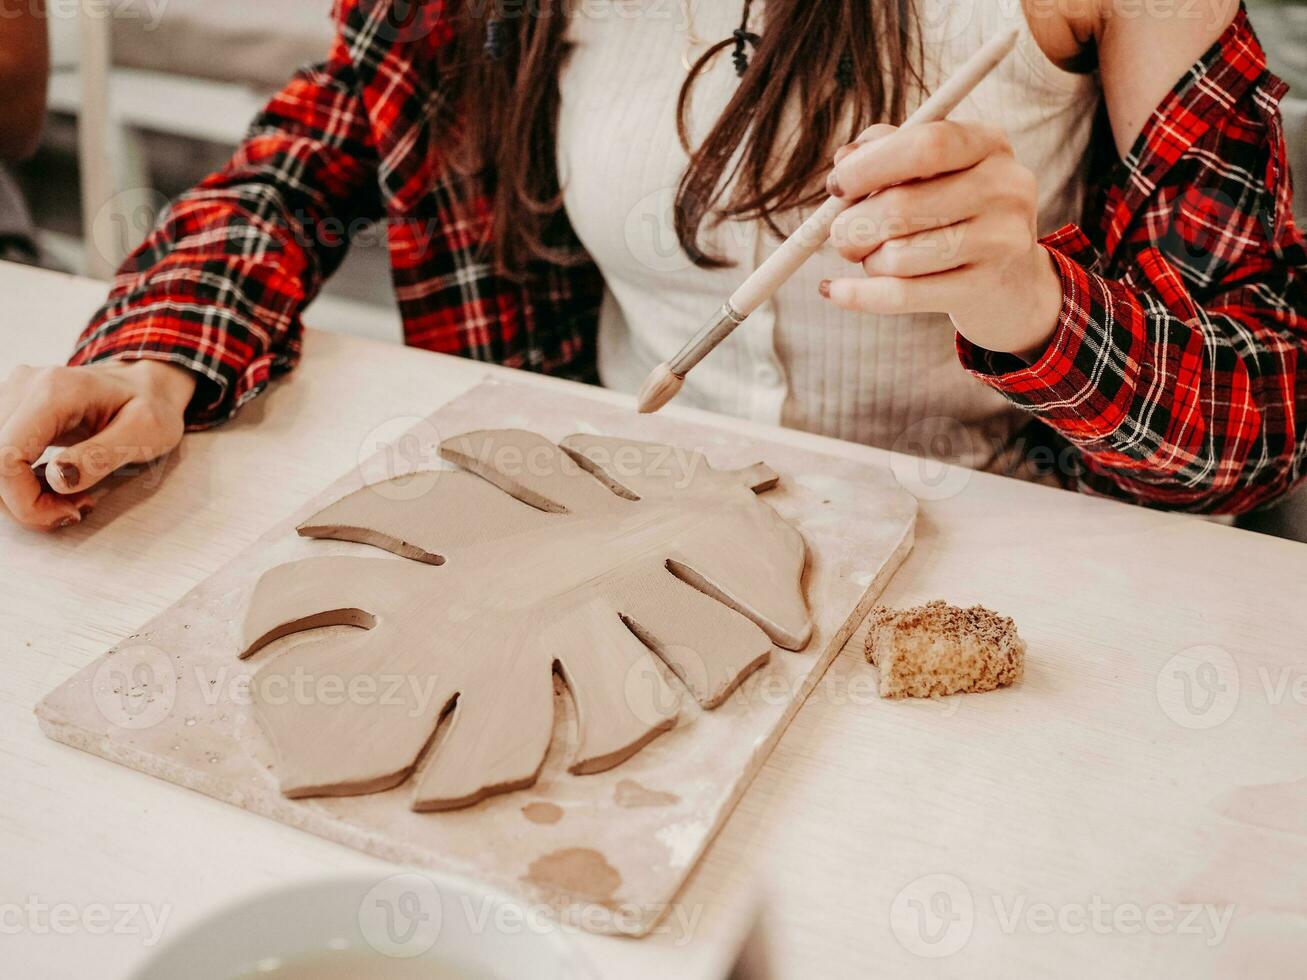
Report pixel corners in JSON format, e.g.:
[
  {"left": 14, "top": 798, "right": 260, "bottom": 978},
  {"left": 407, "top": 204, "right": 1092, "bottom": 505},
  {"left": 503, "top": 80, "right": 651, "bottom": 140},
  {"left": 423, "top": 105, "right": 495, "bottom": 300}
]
[{"left": 71, "top": 2, "right": 1307, "bottom": 514}]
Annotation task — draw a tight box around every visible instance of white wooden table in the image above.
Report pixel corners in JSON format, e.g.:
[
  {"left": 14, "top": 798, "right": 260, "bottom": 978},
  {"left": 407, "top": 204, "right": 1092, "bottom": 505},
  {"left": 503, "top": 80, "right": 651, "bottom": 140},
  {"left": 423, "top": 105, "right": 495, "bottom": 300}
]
[{"left": 2, "top": 261, "right": 1304, "bottom": 978}]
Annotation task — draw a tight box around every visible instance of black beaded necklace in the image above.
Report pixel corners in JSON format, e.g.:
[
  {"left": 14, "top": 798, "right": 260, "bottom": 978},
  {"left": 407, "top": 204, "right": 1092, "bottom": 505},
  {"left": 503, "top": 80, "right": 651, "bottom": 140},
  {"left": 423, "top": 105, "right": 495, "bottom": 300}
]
[
  {"left": 730, "top": 0, "right": 762, "bottom": 77},
  {"left": 727, "top": 1, "right": 855, "bottom": 89}
]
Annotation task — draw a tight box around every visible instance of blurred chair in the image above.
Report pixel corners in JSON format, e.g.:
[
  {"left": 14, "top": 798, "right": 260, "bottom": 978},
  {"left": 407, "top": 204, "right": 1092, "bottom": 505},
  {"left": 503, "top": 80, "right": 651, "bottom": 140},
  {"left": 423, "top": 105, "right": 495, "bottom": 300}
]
[
  {"left": 48, "top": 0, "right": 333, "bottom": 275},
  {"left": 42, "top": 0, "right": 399, "bottom": 340},
  {"left": 109, "top": 0, "right": 335, "bottom": 92}
]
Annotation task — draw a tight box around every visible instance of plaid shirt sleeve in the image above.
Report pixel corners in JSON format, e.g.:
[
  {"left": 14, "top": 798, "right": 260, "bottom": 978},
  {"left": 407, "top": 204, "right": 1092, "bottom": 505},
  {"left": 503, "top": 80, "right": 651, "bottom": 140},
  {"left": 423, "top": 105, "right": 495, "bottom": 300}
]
[
  {"left": 67, "top": 13, "right": 382, "bottom": 426},
  {"left": 957, "top": 7, "right": 1307, "bottom": 514}
]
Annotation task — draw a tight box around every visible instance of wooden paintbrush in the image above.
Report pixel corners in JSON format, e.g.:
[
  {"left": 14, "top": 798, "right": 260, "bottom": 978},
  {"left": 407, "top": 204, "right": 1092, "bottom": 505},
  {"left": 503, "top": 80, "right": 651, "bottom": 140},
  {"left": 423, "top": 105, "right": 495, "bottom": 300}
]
[{"left": 636, "top": 28, "right": 1021, "bottom": 414}]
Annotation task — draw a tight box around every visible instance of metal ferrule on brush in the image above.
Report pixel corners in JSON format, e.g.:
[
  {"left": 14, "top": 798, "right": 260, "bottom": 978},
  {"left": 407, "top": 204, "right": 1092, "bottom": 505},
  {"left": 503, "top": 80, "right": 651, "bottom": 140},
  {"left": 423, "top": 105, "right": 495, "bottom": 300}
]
[{"left": 667, "top": 302, "right": 747, "bottom": 378}]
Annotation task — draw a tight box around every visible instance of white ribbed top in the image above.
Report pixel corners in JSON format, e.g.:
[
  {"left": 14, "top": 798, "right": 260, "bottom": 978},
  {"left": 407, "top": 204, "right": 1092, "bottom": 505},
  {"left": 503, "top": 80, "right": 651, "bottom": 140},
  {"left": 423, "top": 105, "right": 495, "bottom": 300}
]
[{"left": 556, "top": 1, "right": 1099, "bottom": 466}]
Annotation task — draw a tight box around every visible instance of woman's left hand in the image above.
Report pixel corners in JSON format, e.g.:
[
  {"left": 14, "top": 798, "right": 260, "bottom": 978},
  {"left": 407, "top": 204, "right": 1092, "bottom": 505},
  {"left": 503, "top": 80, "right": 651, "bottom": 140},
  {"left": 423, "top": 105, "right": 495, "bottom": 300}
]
[{"left": 822, "top": 121, "right": 1064, "bottom": 360}]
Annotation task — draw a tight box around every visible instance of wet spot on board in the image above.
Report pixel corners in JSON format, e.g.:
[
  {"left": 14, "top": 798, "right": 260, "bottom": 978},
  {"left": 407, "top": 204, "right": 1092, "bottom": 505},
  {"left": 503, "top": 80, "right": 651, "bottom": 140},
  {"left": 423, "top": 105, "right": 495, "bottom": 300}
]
[
  {"left": 524, "top": 848, "right": 622, "bottom": 902},
  {"left": 522, "top": 801, "right": 564, "bottom": 825},
  {"left": 615, "top": 779, "right": 680, "bottom": 808}
]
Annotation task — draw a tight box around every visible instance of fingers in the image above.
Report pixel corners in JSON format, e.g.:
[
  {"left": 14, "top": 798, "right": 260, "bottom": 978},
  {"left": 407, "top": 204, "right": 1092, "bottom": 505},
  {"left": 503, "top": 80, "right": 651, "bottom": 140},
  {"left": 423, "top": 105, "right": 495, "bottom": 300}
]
[
  {"left": 0, "top": 361, "right": 192, "bottom": 532},
  {"left": 819, "top": 123, "right": 1052, "bottom": 356},
  {"left": 47, "top": 399, "right": 182, "bottom": 495},
  {"left": 832, "top": 123, "right": 898, "bottom": 166},
  {"left": 827, "top": 120, "right": 1010, "bottom": 200},
  {"left": 856, "top": 224, "right": 972, "bottom": 279},
  {"left": 858, "top": 211, "right": 1033, "bottom": 279},
  {"left": 34, "top": 463, "right": 96, "bottom": 522},
  {"left": 830, "top": 163, "right": 994, "bottom": 263},
  {"left": 0, "top": 460, "right": 85, "bottom": 532},
  {"left": 0, "top": 366, "right": 128, "bottom": 530},
  {"left": 820, "top": 268, "right": 976, "bottom": 316}
]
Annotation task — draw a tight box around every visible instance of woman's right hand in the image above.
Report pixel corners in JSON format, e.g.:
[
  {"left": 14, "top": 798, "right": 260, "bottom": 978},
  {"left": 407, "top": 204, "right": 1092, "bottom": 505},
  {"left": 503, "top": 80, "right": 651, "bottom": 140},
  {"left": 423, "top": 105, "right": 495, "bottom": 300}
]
[{"left": 0, "top": 360, "right": 196, "bottom": 531}]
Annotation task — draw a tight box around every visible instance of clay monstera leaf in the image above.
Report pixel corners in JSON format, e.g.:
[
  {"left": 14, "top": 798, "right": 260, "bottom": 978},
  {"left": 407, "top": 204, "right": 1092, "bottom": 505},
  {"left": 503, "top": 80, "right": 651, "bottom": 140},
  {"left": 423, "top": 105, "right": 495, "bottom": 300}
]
[{"left": 239, "top": 430, "right": 811, "bottom": 811}]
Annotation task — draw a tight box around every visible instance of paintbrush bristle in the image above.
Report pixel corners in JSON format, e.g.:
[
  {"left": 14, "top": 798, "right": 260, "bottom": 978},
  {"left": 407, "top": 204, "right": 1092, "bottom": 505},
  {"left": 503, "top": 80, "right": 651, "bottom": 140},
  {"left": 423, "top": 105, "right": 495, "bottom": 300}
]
[{"left": 636, "top": 363, "right": 684, "bottom": 414}]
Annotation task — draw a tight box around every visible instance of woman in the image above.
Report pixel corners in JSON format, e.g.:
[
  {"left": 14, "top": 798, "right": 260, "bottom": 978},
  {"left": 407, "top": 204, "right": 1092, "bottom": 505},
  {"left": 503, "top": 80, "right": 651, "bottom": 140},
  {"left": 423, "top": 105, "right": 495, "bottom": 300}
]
[{"left": 1, "top": 0, "right": 1303, "bottom": 531}]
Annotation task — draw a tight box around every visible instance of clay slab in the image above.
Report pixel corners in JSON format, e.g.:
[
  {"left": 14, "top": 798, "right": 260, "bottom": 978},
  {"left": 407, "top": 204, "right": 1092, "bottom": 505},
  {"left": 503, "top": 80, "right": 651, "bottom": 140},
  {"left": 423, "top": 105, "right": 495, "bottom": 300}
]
[{"left": 37, "top": 379, "right": 916, "bottom": 937}]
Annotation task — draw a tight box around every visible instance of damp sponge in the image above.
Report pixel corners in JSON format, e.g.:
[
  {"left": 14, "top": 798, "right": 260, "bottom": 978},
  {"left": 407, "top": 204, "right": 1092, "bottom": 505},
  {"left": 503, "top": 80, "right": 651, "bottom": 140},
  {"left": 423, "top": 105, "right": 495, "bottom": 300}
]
[{"left": 865, "top": 601, "right": 1025, "bottom": 699}]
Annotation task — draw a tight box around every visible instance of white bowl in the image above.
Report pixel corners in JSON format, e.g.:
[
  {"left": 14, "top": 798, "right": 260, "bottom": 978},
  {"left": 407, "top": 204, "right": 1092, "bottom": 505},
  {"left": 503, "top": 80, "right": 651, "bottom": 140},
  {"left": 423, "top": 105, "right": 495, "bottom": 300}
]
[{"left": 128, "top": 872, "right": 594, "bottom": 980}]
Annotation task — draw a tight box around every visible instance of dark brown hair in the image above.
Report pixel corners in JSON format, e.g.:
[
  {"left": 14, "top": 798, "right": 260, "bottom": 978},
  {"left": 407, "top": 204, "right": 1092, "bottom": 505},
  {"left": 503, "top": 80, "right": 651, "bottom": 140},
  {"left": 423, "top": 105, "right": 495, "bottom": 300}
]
[{"left": 440, "top": 0, "right": 921, "bottom": 276}]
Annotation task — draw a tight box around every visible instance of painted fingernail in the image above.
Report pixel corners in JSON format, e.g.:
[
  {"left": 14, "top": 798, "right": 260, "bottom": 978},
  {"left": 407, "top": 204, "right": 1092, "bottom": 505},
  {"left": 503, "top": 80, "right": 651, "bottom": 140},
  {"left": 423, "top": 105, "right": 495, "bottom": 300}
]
[
  {"left": 826, "top": 173, "right": 844, "bottom": 197},
  {"left": 818, "top": 279, "right": 832, "bottom": 299},
  {"left": 55, "top": 515, "right": 79, "bottom": 530},
  {"left": 56, "top": 461, "right": 80, "bottom": 491}
]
